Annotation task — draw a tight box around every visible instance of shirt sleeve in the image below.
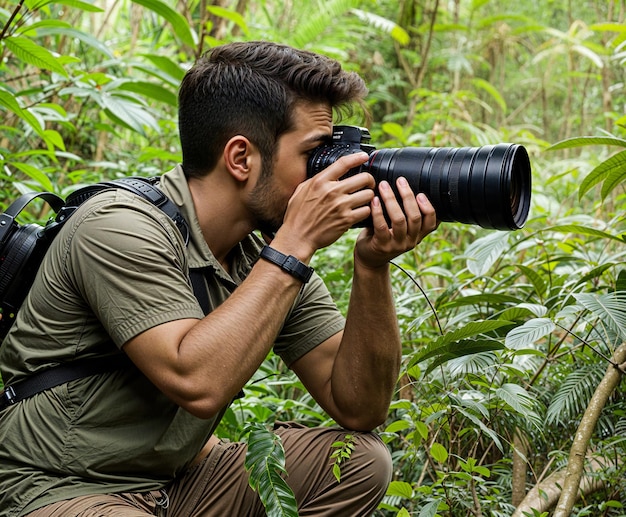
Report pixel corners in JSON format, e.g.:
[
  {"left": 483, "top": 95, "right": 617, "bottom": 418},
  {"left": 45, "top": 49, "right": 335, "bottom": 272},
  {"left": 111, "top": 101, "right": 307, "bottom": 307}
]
[
  {"left": 273, "top": 273, "right": 345, "bottom": 367},
  {"left": 65, "top": 190, "right": 205, "bottom": 347}
]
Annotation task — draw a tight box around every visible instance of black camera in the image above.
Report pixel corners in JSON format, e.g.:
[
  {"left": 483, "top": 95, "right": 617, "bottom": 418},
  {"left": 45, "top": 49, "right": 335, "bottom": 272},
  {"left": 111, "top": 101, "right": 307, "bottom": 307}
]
[{"left": 307, "top": 126, "right": 531, "bottom": 230}]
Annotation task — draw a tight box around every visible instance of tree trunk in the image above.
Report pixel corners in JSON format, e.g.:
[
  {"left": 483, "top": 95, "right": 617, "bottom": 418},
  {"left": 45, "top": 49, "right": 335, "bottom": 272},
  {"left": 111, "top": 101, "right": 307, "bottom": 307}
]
[
  {"left": 511, "top": 460, "right": 606, "bottom": 517},
  {"left": 553, "top": 343, "right": 626, "bottom": 517},
  {"left": 513, "top": 343, "right": 626, "bottom": 516},
  {"left": 511, "top": 430, "right": 527, "bottom": 506}
]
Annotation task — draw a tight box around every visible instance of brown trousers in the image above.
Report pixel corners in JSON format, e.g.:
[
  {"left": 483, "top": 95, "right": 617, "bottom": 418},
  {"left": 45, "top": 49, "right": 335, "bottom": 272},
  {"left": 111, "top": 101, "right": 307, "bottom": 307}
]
[{"left": 25, "top": 422, "right": 392, "bottom": 517}]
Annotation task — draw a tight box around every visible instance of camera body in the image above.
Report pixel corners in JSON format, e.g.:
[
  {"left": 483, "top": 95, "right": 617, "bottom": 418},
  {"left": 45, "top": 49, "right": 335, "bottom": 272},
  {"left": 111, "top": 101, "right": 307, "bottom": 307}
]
[
  {"left": 307, "top": 125, "right": 531, "bottom": 231},
  {"left": 308, "top": 125, "right": 375, "bottom": 171}
]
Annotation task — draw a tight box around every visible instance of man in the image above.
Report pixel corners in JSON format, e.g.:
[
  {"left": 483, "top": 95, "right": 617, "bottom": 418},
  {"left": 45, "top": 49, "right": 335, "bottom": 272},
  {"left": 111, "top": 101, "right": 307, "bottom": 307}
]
[{"left": 0, "top": 41, "right": 437, "bottom": 516}]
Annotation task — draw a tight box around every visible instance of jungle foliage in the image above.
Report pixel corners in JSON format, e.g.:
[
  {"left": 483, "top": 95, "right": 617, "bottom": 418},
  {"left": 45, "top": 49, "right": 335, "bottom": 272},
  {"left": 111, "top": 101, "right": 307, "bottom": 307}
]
[{"left": 1, "top": 0, "right": 626, "bottom": 515}]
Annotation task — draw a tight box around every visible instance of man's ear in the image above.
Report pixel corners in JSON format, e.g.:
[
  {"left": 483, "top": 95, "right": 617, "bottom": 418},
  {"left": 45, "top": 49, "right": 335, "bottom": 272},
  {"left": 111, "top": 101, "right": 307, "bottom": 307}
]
[{"left": 223, "top": 135, "right": 258, "bottom": 183}]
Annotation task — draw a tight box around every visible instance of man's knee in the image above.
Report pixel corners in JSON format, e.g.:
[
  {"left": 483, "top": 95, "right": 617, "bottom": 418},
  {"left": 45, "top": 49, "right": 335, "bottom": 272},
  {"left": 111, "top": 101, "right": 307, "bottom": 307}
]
[{"left": 348, "top": 432, "right": 393, "bottom": 495}]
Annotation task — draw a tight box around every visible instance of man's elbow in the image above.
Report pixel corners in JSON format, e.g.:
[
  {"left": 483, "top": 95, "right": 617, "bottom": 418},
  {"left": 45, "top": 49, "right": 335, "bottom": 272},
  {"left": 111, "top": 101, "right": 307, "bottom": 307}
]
[
  {"left": 168, "top": 382, "right": 232, "bottom": 420},
  {"left": 334, "top": 410, "right": 389, "bottom": 432},
  {"left": 182, "top": 398, "right": 224, "bottom": 419}
]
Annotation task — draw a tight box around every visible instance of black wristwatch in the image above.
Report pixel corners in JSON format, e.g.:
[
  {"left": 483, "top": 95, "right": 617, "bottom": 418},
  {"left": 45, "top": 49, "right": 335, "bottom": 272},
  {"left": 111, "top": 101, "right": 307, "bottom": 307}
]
[{"left": 259, "top": 245, "right": 314, "bottom": 284}]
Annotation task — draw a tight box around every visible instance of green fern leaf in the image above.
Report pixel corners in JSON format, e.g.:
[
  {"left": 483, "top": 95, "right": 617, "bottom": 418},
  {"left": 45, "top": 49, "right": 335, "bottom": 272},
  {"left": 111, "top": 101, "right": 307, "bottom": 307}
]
[
  {"left": 546, "top": 364, "right": 605, "bottom": 425},
  {"left": 573, "top": 291, "right": 626, "bottom": 341},
  {"left": 351, "top": 9, "right": 410, "bottom": 45},
  {"left": 290, "top": 0, "right": 359, "bottom": 48}
]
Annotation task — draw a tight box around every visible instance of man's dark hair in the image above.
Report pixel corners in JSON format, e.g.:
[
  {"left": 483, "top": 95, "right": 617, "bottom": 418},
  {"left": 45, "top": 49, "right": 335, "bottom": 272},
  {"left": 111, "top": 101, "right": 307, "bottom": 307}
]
[{"left": 178, "top": 41, "right": 368, "bottom": 178}]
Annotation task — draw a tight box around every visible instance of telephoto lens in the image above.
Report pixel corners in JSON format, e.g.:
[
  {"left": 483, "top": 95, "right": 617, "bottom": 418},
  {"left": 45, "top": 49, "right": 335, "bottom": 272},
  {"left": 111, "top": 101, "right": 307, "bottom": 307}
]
[{"left": 307, "top": 126, "right": 532, "bottom": 231}]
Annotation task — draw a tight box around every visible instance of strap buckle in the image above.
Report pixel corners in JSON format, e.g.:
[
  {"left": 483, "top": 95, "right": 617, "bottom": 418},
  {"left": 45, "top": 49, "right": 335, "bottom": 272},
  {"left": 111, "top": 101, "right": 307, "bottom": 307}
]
[{"left": 0, "top": 385, "right": 17, "bottom": 410}]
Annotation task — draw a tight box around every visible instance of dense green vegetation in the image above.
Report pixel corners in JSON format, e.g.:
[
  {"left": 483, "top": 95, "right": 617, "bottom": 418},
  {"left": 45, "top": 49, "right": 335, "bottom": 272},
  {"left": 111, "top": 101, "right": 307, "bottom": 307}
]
[{"left": 2, "top": 0, "right": 626, "bottom": 515}]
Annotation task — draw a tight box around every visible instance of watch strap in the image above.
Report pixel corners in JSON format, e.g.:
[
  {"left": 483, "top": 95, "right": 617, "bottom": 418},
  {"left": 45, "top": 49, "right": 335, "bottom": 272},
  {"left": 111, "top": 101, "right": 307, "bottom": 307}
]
[{"left": 259, "top": 245, "right": 314, "bottom": 284}]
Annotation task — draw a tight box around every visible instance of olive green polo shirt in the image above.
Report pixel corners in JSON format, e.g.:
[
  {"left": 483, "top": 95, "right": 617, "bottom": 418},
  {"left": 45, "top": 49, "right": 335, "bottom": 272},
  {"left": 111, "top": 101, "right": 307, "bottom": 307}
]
[{"left": 0, "top": 165, "right": 345, "bottom": 516}]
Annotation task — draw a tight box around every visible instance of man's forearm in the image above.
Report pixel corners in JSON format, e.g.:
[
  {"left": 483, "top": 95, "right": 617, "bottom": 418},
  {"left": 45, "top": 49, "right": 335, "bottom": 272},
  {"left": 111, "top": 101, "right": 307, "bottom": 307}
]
[{"left": 331, "top": 259, "right": 402, "bottom": 429}]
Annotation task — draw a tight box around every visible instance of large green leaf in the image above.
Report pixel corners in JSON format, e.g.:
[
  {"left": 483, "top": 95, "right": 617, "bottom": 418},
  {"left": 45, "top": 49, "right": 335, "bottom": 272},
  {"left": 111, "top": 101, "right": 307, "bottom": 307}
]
[
  {"left": 24, "top": 0, "right": 103, "bottom": 12},
  {"left": 494, "top": 383, "right": 540, "bottom": 426},
  {"left": 2, "top": 36, "right": 67, "bottom": 76},
  {"left": 407, "top": 320, "right": 512, "bottom": 371},
  {"left": 244, "top": 423, "right": 298, "bottom": 517},
  {"left": 31, "top": 25, "right": 114, "bottom": 59},
  {"left": 456, "top": 407, "right": 503, "bottom": 452},
  {"left": 0, "top": 89, "right": 48, "bottom": 140},
  {"left": 101, "top": 94, "right": 160, "bottom": 136},
  {"left": 472, "top": 78, "right": 507, "bottom": 112},
  {"left": 206, "top": 5, "right": 249, "bottom": 36},
  {"left": 434, "top": 320, "right": 512, "bottom": 349},
  {"left": 9, "top": 161, "right": 55, "bottom": 191},
  {"left": 544, "top": 224, "right": 625, "bottom": 244},
  {"left": 504, "top": 317, "right": 555, "bottom": 349},
  {"left": 577, "top": 263, "right": 618, "bottom": 286},
  {"left": 131, "top": 0, "right": 196, "bottom": 47},
  {"left": 546, "top": 135, "right": 626, "bottom": 151},
  {"left": 442, "top": 293, "right": 522, "bottom": 310},
  {"left": 578, "top": 150, "right": 626, "bottom": 199},
  {"left": 386, "top": 480, "right": 413, "bottom": 498},
  {"left": 517, "top": 264, "right": 547, "bottom": 297},
  {"left": 114, "top": 80, "right": 177, "bottom": 107},
  {"left": 464, "top": 231, "right": 510, "bottom": 276},
  {"left": 409, "top": 336, "right": 506, "bottom": 375},
  {"left": 600, "top": 164, "right": 626, "bottom": 200},
  {"left": 139, "top": 54, "right": 186, "bottom": 83},
  {"left": 418, "top": 500, "right": 444, "bottom": 517}
]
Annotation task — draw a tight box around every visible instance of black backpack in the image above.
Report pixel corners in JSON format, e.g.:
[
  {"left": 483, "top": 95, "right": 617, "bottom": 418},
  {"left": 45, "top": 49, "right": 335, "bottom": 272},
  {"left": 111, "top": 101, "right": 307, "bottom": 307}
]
[{"left": 0, "top": 177, "right": 204, "bottom": 410}]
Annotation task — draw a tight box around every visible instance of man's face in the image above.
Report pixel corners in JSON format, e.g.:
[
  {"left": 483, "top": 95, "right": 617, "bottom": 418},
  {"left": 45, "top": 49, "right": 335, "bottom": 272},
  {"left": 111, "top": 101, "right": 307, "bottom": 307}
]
[{"left": 247, "top": 101, "right": 333, "bottom": 235}]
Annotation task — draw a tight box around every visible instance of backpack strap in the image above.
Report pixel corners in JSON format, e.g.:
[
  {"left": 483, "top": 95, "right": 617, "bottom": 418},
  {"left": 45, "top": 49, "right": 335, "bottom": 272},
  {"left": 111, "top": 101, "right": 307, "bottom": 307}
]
[
  {"left": 1, "top": 192, "right": 64, "bottom": 226},
  {"left": 0, "top": 177, "right": 199, "bottom": 411},
  {"left": 0, "top": 270, "right": 211, "bottom": 411},
  {"left": 0, "top": 356, "right": 123, "bottom": 410},
  {"left": 189, "top": 269, "right": 210, "bottom": 314},
  {"left": 61, "top": 177, "right": 190, "bottom": 245}
]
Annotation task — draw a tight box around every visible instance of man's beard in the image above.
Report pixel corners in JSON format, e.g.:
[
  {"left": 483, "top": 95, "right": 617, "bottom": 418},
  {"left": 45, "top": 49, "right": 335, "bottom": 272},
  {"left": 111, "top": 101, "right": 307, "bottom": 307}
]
[{"left": 248, "top": 163, "right": 287, "bottom": 237}]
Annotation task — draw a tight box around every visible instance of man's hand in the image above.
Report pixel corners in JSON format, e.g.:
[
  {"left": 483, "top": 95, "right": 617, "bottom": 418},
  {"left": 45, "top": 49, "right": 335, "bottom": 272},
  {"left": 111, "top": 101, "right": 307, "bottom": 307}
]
[
  {"left": 276, "top": 151, "right": 375, "bottom": 258},
  {"left": 354, "top": 177, "right": 438, "bottom": 269}
]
